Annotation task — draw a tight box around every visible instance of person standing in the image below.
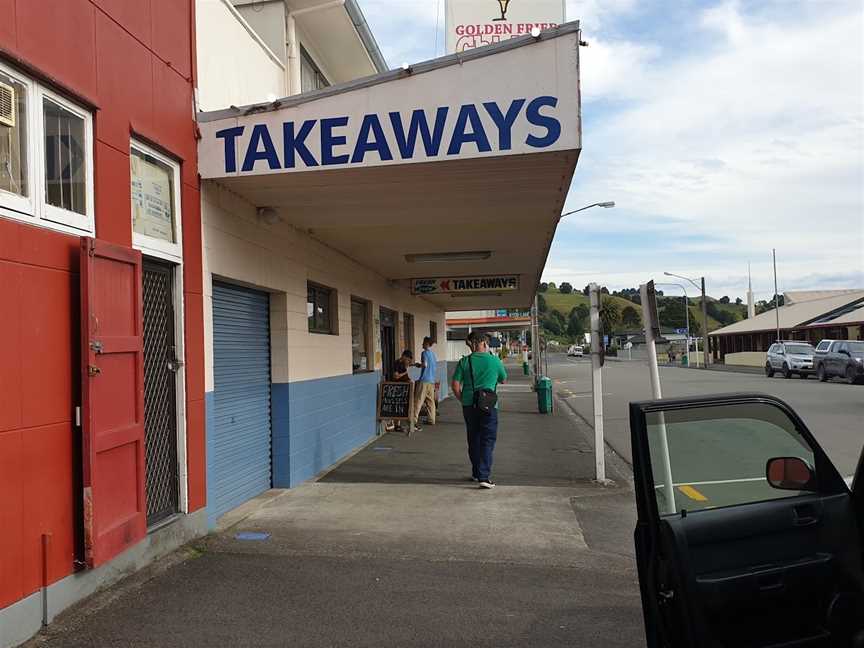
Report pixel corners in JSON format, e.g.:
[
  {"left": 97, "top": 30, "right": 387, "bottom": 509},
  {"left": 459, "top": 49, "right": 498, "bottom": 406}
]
[
  {"left": 451, "top": 332, "right": 507, "bottom": 489},
  {"left": 412, "top": 337, "right": 437, "bottom": 432}
]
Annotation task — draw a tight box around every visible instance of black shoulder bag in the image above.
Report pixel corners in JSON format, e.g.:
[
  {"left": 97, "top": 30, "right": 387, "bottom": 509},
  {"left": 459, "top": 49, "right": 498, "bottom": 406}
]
[{"left": 468, "top": 354, "right": 498, "bottom": 415}]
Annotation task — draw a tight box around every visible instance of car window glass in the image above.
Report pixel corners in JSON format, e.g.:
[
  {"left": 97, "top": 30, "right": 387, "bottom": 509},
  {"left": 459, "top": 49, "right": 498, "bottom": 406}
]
[
  {"left": 644, "top": 402, "right": 815, "bottom": 516},
  {"left": 816, "top": 341, "right": 830, "bottom": 351},
  {"left": 785, "top": 344, "right": 813, "bottom": 354},
  {"left": 769, "top": 344, "right": 777, "bottom": 353},
  {"left": 849, "top": 342, "right": 864, "bottom": 355}
]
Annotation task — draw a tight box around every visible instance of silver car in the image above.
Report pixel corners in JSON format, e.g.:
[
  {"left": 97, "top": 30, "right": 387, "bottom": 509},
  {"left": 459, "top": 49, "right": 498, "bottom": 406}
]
[{"left": 765, "top": 341, "right": 816, "bottom": 378}]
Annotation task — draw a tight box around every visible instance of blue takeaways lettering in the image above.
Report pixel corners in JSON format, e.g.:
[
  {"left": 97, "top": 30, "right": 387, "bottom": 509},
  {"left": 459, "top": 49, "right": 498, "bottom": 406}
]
[
  {"left": 525, "top": 96, "right": 561, "bottom": 148},
  {"left": 389, "top": 108, "right": 449, "bottom": 159},
  {"left": 216, "top": 126, "right": 245, "bottom": 173},
  {"left": 483, "top": 99, "right": 526, "bottom": 151},
  {"left": 447, "top": 104, "right": 492, "bottom": 156},
  {"left": 226, "top": 97, "right": 562, "bottom": 173},
  {"left": 283, "top": 120, "right": 318, "bottom": 168},
  {"left": 242, "top": 124, "right": 280, "bottom": 172},
  {"left": 351, "top": 114, "right": 394, "bottom": 163},
  {"left": 320, "top": 117, "right": 350, "bottom": 165}
]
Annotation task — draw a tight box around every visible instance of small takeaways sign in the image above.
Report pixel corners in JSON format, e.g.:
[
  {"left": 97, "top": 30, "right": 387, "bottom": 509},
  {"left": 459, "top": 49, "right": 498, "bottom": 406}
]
[{"left": 411, "top": 275, "right": 520, "bottom": 295}]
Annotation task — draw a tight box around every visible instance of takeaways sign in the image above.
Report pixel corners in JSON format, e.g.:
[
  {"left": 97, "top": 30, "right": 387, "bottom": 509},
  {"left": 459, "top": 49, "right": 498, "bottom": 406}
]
[
  {"left": 445, "top": 0, "right": 565, "bottom": 53},
  {"left": 412, "top": 275, "right": 520, "bottom": 295}
]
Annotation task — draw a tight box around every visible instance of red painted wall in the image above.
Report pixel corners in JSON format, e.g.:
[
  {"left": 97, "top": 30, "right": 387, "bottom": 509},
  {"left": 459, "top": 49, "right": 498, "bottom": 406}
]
[{"left": 0, "top": 0, "right": 203, "bottom": 610}]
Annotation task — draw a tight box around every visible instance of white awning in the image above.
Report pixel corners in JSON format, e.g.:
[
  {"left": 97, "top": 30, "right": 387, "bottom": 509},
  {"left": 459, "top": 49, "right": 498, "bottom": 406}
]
[{"left": 197, "top": 23, "right": 583, "bottom": 310}]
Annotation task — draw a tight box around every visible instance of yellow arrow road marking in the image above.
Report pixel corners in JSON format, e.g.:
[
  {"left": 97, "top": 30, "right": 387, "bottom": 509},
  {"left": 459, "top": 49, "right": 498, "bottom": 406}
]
[{"left": 678, "top": 485, "right": 708, "bottom": 502}]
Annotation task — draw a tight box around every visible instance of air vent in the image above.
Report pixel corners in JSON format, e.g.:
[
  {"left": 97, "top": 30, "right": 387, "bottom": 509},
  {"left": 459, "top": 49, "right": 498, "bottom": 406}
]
[{"left": 0, "top": 81, "right": 15, "bottom": 128}]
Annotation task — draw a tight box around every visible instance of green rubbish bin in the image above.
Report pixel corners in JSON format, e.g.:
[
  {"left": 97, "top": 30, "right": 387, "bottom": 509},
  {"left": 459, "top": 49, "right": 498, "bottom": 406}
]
[
  {"left": 537, "top": 376, "right": 553, "bottom": 414},
  {"left": 522, "top": 361, "right": 530, "bottom": 375},
  {"left": 681, "top": 354, "right": 688, "bottom": 367}
]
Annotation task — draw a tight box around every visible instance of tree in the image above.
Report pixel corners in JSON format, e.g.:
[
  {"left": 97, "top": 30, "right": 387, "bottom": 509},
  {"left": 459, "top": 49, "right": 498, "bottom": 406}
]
[
  {"left": 537, "top": 293, "right": 548, "bottom": 313},
  {"left": 567, "top": 307, "right": 586, "bottom": 339},
  {"left": 599, "top": 298, "right": 620, "bottom": 334},
  {"left": 719, "top": 296, "right": 730, "bottom": 304},
  {"left": 575, "top": 303, "right": 590, "bottom": 321},
  {"left": 559, "top": 282, "right": 573, "bottom": 294},
  {"left": 538, "top": 282, "right": 549, "bottom": 293},
  {"left": 541, "top": 310, "right": 567, "bottom": 336},
  {"left": 600, "top": 286, "right": 610, "bottom": 294},
  {"left": 547, "top": 282, "right": 557, "bottom": 291},
  {"left": 621, "top": 305, "right": 641, "bottom": 328},
  {"left": 735, "top": 297, "right": 743, "bottom": 305},
  {"left": 659, "top": 297, "right": 688, "bottom": 329},
  {"left": 582, "top": 285, "right": 590, "bottom": 296}
]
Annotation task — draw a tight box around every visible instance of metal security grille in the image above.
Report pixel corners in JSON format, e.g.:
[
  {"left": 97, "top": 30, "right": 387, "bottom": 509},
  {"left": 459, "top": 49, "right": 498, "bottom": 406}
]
[{"left": 142, "top": 261, "right": 179, "bottom": 526}]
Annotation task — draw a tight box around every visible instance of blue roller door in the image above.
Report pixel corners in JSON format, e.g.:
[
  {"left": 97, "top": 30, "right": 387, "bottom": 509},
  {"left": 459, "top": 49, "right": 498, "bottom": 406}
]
[{"left": 210, "top": 282, "right": 272, "bottom": 523}]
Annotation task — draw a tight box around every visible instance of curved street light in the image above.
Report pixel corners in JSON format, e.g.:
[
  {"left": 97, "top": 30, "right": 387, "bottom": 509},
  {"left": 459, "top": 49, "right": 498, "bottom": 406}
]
[
  {"left": 664, "top": 271, "right": 709, "bottom": 367},
  {"left": 559, "top": 201, "right": 615, "bottom": 219}
]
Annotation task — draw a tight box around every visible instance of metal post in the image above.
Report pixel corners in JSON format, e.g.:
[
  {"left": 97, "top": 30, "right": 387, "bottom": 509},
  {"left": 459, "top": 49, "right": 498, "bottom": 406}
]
[
  {"left": 773, "top": 249, "right": 780, "bottom": 342},
  {"left": 640, "top": 282, "right": 676, "bottom": 514},
  {"left": 684, "top": 292, "right": 690, "bottom": 367},
  {"left": 589, "top": 284, "right": 606, "bottom": 483},
  {"left": 531, "top": 294, "right": 540, "bottom": 381},
  {"left": 700, "top": 276, "right": 709, "bottom": 367}
]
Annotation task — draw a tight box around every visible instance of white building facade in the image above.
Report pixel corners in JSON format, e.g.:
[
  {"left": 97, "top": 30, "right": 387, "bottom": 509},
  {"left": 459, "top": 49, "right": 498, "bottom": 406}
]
[{"left": 195, "top": 1, "right": 583, "bottom": 526}]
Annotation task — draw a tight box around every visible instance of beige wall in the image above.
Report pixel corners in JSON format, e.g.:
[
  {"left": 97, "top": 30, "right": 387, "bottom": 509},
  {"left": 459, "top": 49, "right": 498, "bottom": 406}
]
[
  {"left": 196, "top": 0, "right": 286, "bottom": 111},
  {"left": 201, "top": 181, "right": 446, "bottom": 390},
  {"left": 724, "top": 351, "right": 768, "bottom": 367}
]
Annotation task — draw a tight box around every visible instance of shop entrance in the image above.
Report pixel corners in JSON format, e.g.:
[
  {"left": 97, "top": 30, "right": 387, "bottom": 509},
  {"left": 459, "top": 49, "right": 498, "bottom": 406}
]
[
  {"left": 380, "top": 307, "right": 397, "bottom": 380},
  {"left": 142, "top": 259, "right": 180, "bottom": 526}
]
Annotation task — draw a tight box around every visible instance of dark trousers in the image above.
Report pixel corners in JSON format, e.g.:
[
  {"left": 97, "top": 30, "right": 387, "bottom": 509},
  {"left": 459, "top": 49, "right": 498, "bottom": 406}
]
[{"left": 463, "top": 406, "right": 498, "bottom": 482}]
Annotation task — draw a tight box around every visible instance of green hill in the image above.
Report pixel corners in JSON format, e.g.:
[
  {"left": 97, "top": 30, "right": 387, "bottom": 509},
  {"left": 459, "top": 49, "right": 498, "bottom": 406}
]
[{"left": 539, "top": 288, "right": 747, "bottom": 333}]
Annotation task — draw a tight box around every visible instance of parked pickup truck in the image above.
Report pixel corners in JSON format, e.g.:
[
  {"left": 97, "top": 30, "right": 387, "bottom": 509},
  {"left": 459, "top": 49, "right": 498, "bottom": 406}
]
[{"left": 813, "top": 339, "right": 864, "bottom": 383}]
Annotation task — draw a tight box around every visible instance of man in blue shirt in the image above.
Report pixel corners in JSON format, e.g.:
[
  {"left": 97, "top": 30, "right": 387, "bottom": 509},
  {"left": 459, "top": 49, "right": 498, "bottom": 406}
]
[{"left": 412, "top": 336, "right": 438, "bottom": 431}]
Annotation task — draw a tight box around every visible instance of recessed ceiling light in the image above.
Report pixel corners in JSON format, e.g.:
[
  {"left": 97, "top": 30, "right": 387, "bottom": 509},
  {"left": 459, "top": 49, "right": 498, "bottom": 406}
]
[{"left": 405, "top": 251, "right": 492, "bottom": 263}]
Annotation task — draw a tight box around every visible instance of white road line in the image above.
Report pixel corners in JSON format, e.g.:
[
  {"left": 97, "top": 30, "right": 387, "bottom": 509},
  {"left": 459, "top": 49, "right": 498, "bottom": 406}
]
[{"left": 654, "top": 477, "right": 764, "bottom": 489}]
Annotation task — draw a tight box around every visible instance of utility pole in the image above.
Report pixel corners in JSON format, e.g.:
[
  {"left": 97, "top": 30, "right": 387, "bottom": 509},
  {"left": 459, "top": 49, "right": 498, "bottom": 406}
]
[
  {"left": 700, "top": 276, "right": 709, "bottom": 367},
  {"left": 773, "top": 249, "right": 780, "bottom": 342},
  {"left": 640, "top": 281, "right": 676, "bottom": 514},
  {"left": 589, "top": 284, "right": 606, "bottom": 483},
  {"left": 531, "top": 294, "right": 540, "bottom": 381}
]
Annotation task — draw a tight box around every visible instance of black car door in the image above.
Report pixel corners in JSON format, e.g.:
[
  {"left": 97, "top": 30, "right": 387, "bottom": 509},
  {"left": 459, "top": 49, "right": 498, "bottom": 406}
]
[{"left": 630, "top": 393, "right": 864, "bottom": 648}]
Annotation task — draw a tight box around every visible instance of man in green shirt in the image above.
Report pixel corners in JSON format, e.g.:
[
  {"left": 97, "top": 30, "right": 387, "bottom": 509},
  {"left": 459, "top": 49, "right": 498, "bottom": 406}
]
[{"left": 451, "top": 332, "right": 507, "bottom": 489}]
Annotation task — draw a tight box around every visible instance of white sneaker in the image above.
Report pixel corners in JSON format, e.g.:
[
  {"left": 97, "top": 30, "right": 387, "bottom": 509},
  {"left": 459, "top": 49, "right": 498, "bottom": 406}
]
[{"left": 479, "top": 480, "right": 495, "bottom": 489}]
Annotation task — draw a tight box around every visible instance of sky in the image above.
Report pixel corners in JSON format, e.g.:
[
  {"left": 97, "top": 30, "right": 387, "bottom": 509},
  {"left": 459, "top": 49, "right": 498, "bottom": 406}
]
[{"left": 359, "top": 0, "right": 864, "bottom": 302}]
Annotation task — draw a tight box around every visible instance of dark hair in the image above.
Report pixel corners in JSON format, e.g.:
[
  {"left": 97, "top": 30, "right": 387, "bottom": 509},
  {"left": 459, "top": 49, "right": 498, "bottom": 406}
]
[
  {"left": 467, "top": 332, "right": 489, "bottom": 346},
  {"left": 422, "top": 336, "right": 434, "bottom": 347},
  {"left": 401, "top": 349, "right": 414, "bottom": 359}
]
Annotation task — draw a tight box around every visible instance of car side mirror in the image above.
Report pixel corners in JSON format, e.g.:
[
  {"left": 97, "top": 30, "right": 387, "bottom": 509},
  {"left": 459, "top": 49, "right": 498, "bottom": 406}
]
[{"left": 766, "top": 457, "right": 817, "bottom": 492}]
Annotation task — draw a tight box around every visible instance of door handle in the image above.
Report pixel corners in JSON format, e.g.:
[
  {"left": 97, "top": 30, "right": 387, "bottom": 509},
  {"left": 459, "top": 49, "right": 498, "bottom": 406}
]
[{"left": 793, "top": 503, "right": 821, "bottom": 527}]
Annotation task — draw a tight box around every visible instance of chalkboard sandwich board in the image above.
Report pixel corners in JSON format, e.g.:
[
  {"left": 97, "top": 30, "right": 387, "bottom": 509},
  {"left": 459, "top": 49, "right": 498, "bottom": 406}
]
[{"left": 378, "top": 381, "right": 414, "bottom": 421}]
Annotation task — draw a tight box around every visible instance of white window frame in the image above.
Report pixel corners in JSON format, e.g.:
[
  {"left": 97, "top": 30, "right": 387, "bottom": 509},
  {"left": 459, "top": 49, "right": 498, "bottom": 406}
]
[
  {"left": 130, "top": 139, "right": 183, "bottom": 263},
  {"left": 39, "top": 86, "right": 94, "bottom": 233},
  {"left": 0, "top": 59, "right": 95, "bottom": 236}
]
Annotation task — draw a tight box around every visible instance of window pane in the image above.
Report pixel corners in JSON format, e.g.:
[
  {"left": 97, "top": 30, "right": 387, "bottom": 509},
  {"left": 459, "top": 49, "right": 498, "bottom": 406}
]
[
  {"left": 646, "top": 402, "right": 815, "bottom": 515},
  {"left": 352, "top": 300, "right": 368, "bottom": 372},
  {"left": 0, "top": 71, "right": 28, "bottom": 199},
  {"left": 43, "top": 98, "right": 86, "bottom": 215},
  {"left": 131, "top": 148, "right": 176, "bottom": 243},
  {"left": 308, "top": 284, "right": 333, "bottom": 334}
]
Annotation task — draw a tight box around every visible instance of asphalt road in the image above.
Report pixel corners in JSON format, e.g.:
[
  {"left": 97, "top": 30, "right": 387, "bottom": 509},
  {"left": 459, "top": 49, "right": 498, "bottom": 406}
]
[{"left": 549, "top": 354, "right": 864, "bottom": 483}]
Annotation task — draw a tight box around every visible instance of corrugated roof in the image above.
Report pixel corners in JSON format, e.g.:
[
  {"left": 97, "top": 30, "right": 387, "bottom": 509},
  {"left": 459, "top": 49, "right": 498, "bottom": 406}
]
[
  {"left": 710, "top": 290, "right": 864, "bottom": 336},
  {"left": 784, "top": 289, "right": 864, "bottom": 304}
]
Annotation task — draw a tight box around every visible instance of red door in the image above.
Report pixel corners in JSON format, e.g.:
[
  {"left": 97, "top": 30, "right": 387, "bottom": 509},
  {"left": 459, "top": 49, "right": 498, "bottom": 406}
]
[{"left": 80, "top": 238, "right": 146, "bottom": 567}]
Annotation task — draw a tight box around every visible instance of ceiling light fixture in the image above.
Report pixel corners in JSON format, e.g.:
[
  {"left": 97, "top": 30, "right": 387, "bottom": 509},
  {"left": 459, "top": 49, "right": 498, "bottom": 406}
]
[{"left": 405, "top": 250, "right": 492, "bottom": 263}]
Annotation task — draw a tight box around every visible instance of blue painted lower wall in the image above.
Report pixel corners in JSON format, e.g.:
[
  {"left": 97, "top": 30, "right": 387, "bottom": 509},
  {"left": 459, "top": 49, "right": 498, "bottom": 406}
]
[
  {"left": 203, "top": 363, "right": 452, "bottom": 521},
  {"left": 272, "top": 371, "right": 381, "bottom": 488}
]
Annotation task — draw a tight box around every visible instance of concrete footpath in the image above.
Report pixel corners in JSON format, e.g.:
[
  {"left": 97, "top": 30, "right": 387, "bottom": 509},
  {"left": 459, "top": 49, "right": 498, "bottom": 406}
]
[{"left": 28, "top": 363, "right": 644, "bottom": 648}]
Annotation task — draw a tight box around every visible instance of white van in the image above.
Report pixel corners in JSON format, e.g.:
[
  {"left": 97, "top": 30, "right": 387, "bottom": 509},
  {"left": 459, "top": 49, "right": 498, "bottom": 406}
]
[{"left": 567, "top": 345, "right": 584, "bottom": 358}]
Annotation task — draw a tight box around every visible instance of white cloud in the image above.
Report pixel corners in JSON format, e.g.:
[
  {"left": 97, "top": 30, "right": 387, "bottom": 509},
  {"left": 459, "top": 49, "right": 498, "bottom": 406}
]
[{"left": 552, "top": 1, "right": 864, "bottom": 295}]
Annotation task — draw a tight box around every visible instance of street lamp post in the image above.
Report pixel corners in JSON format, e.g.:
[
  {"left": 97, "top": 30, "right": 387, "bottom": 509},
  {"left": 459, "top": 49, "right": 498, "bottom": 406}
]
[
  {"left": 559, "top": 201, "right": 615, "bottom": 219},
  {"left": 656, "top": 282, "right": 690, "bottom": 367},
  {"left": 664, "top": 271, "right": 710, "bottom": 367}
]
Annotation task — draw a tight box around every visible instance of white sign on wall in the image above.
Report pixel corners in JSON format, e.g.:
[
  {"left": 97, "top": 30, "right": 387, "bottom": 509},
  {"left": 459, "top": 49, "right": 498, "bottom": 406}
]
[
  {"left": 198, "top": 29, "right": 581, "bottom": 179},
  {"left": 445, "top": 0, "right": 566, "bottom": 54}
]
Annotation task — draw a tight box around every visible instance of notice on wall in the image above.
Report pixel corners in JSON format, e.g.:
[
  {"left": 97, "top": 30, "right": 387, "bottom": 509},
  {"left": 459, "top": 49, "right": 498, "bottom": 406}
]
[
  {"left": 411, "top": 275, "right": 519, "bottom": 295},
  {"left": 378, "top": 382, "right": 414, "bottom": 421},
  {"left": 131, "top": 154, "right": 175, "bottom": 243},
  {"left": 445, "top": 0, "right": 565, "bottom": 53}
]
